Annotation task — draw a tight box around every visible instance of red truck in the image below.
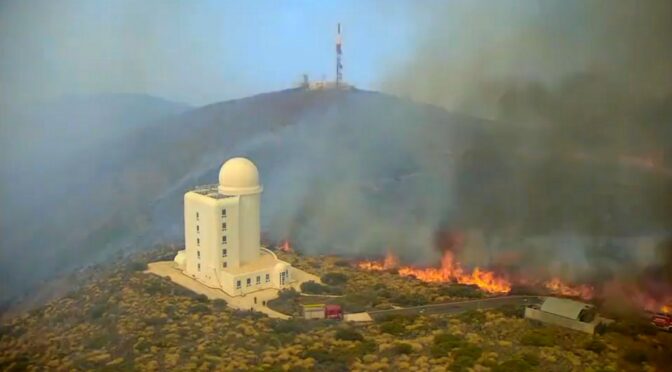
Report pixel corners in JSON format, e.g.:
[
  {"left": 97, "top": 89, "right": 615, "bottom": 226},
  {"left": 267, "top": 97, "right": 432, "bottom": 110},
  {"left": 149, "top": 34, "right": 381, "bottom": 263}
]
[
  {"left": 651, "top": 312, "right": 672, "bottom": 332},
  {"left": 325, "top": 304, "right": 344, "bottom": 320},
  {"left": 302, "top": 304, "right": 344, "bottom": 320}
]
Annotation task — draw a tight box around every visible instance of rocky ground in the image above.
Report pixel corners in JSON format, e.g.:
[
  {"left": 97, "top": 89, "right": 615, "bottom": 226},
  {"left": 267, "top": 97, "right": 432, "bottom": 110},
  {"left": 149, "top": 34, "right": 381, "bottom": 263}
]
[{"left": 1, "top": 246, "right": 671, "bottom": 371}]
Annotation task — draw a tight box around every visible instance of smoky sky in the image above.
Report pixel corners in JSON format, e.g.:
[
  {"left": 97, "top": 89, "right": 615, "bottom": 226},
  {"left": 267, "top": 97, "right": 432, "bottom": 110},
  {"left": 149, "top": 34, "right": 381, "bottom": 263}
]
[
  {"left": 1, "top": 0, "right": 671, "bottom": 304},
  {"left": 380, "top": 0, "right": 672, "bottom": 284},
  {"left": 383, "top": 0, "right": 672, "bottom": 123}
]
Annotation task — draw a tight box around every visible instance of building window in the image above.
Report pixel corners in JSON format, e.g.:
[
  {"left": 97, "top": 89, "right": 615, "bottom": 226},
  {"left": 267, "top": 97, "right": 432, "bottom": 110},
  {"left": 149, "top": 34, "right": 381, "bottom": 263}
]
[
  {"left": 222, "top": 261, "right": 227, "bottom": 268},
  {"left": 221, "top": 209, "right": 226, "bottom": 217},
  {"left": 197, "top": 263, "right": 201, "bottom": 271},
  {"left": 196, "top": 212, "right": 199, "bottom": 221},
  {"left": 256, "top": 276, "right": 261, "bottom": 285},
  {"left": 197, "top": 250, "right": 200, "bottom": 259},
  {"left": 222, "top": 249, "right": 227, "bottom": 257},
  {"left": 265, "top": 274, "right": 270, "bottom": 283},
  {"left": 222, "top": 235, "right": 227, "bottom": 244},
  {"left": 196, "top": 225, "right": 199, "bottom": 233},
  {"left": 236, "top": 280, "right": 241, "bottom": 289},
  {"left": 196, "top": 238, "right": 200, "bottom": 246},
  {"left": 246, "top": 278, "right": 251, "bottom": 287},
  {"left": 222, "top": 222, "right": 227, "bottom": 230}
]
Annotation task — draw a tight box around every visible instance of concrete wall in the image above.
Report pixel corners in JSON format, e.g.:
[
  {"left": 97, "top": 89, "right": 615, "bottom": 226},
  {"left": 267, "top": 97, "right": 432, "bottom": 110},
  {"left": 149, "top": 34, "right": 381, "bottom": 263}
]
[
  {"left": 238, "top": 193, "right": 261, "bottom": 266},
  {"left": 184, "top": 192, "right": 240, "bottom": 287},
  {"left": 525, "top": 307, "right": 597, "bottom": 334}
]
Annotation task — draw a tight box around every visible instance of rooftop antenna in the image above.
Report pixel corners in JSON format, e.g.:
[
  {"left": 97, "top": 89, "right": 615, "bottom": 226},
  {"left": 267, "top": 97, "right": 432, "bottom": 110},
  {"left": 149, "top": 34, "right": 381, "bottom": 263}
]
[{"left": 336, "top": 23, "right": 343, "bottom": 87}]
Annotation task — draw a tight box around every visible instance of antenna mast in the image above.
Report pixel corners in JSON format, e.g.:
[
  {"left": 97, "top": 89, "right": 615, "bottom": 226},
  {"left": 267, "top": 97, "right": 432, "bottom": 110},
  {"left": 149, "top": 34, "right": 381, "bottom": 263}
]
[{"left": 336, "top": 23, "right": 343, "bottom": 86}]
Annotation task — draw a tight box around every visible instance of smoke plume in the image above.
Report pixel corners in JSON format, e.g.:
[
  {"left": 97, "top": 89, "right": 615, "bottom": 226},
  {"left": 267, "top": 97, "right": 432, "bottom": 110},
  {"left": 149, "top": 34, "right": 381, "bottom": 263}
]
[{"left": 376, "top": 0, "right": 672, "bottom": 297}]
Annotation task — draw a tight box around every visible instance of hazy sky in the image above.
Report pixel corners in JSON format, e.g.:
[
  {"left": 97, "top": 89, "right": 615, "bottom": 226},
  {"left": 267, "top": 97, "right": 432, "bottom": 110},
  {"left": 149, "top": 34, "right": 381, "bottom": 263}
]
[
  {"left": 2, "top": 0, "right": 667, "bottom": 110},
  {"left": 0, "top": 0, "right": 424, "bottom": 106}
]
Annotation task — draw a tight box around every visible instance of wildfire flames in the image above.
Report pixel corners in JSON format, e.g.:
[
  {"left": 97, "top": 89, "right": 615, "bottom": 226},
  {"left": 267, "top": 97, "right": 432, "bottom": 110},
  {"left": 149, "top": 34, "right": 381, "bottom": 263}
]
[
  {"left": 543, "top": 278, "right": 594, "bottom": 300},
  {"left": 357, "top": 251, "right": 602, "bottom": 298},
  {"left": 358, "top": 250, "right": 512, "bottom": 294},
  {"left": 356, "top": 250, "right": 399, "bottom": 271},
  {"left": 279, "top": 240, "right": 293, "bottom": 253}
]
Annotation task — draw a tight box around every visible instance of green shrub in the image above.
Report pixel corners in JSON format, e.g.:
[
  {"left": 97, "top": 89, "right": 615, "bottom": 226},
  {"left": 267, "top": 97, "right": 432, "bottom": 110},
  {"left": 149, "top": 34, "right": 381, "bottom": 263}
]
[
  {"left": 127, "top": 261, "right": 148, "bottom": 271},
  {"left": 189, "top": 303, "right": 211, "bottom": 314},
  {"left": 300, "top": 281, "right": 343, "bottom": 295},
  {"left": 333, "top": 260, "right": 351, "bottom": 267},
  {"left": 451, "top": 345, "right": 483, "bottom": 371},
  {"left": 455, "top": 344, "right": 482, "bottom": 360},
  {"left": 492, "top": 359, "right": 533, "bottom": 372},
  {"left": 623, "top": 347, "right": 648, "bottom": 364},
  {"left": 333, "top": 294, "right": 370, "bottom": 313},
  {"left": 458, "top": 310, "right": 486, "bottom": 324},
  {"left": 143, "top": 316, "right": 167, "bottom": 326},
  {"left": 85, "top": 332, "right": 111, "bottom": 349},
  {"left": 520, "top": 329, "right": 554, "bottom": 347},
  {"left": 353, "top": 340, "right": 377, "bottom": 355},
  {"left": 431, "top": 334, "right": 465, "bottom": 357},
  {"left": 606, "top": 319, "right": 656, "bottom": 337},
  {"left": 212, "top": 299, "right": 228, "bottom": 310},
  {"left": 392, "top": 343, "right": 414, "bottom": 355},
  {"left": 271, "top": 319, "right": 311, "bottom": 334},
  {"left": 380, "top": 321, "right": 406, "bottom": 335},
  {"left": 278, "top": 288, "right": 300, "bottom": 299},
  {"left": 440, "top": 284, "right": 483, "bottom": 299},
  {"left": 88, "top": 303, "right": 107, "bottom": 319},
  {"left": 303, "top": 341, "right": 376, "bottom": 370},
  {"left": 379, "top": 313, "right": 418, "bottom": 323},
  {"left": 321, "top": 272, "right": 349, "bottom": 286},
  {"left": 334, "top": 328, "right": 364, "bottom": 341},
  {"left": 496, "top": 304, "right": 525, "bottom": 318},
  {"left": 520, "top": 352, "right": 540, "bottom": 366},
  {"left": 583, "top": 338, "right": 606, "bottom": 354},
  {"left": 391, "top": 293, "right": 428, "bottom": 306}
]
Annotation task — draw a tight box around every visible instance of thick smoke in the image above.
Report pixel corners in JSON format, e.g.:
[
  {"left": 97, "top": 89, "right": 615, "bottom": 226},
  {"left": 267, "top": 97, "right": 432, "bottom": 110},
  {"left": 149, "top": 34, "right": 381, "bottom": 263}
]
[
  {"left": 248, "top": 93, "right": 460, "bottom": 265},
  {"left": 380, "top": 0, "right": 672, "bottom": 292}
]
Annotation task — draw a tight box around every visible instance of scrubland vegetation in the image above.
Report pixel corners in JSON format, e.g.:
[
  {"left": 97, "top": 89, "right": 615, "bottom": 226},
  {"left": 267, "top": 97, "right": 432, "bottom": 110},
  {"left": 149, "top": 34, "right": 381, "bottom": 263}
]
[
  {"left": 271, "top": 252, "right": 483, "bottom": 316},
  {"left": 1, "top": 247, "right": 671, "bottom": 371}
]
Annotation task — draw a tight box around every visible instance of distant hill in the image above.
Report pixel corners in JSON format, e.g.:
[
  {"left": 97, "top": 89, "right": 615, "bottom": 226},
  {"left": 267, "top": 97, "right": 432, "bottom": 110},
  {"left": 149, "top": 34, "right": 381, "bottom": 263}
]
[
  {"left": 1, "top": 88, "right": 669, "bottom": 306},
  {"left": 0, "top": 88, "right": 489, "bottom": 302},
  {"left": 0, "top": 93, "right": 190, "bottom": 301}
]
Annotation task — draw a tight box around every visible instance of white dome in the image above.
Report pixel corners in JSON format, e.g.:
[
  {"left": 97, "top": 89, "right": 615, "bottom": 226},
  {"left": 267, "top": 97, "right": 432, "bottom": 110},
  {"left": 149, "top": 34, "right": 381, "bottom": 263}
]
[{"left": 218, "top": 157, "right": 263, "bottom": 195}]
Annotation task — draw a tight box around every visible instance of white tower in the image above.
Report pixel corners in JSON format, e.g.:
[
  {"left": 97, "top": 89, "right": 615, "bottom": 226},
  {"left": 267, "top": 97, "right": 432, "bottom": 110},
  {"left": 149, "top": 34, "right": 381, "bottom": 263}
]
[
  {"left": 177, "top": 157, "right": 263, "bottom": 288},
  {"left": 217, "top": 157, "right": 263, "bottom": 266},
  {"left": 171, "top": 157, "right": 318, "bottom": 297}
]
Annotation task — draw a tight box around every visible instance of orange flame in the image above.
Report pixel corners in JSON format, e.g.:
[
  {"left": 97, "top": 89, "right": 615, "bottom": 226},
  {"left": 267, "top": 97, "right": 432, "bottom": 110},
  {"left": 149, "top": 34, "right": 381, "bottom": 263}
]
[
  {"left": 662, "top": 305, "right": 670, "bottom": 314},
  {"left": 359, "top": 250, "right": 511, "bottom": 294},
  {"left": 357, "top": 250, "right": 398, "bottom": 271},
  {"left": 279, "top": 240, "right": 293, "bottom": 253},
  {"left": 543, "top": 277, "right": 594, "bottom": 300}
]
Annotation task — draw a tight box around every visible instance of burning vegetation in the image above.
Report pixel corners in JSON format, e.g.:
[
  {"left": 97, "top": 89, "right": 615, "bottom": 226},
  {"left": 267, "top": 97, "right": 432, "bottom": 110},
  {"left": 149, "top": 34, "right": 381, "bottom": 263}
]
[
  {"left": 278, "top": 240, "right": 293, "bottom": 253},
  {"left": 355, "top": 248, "right": 672, "bottom": 316},
  {"left": 357, "top": 250, "right": 511, "bottom": 294}
]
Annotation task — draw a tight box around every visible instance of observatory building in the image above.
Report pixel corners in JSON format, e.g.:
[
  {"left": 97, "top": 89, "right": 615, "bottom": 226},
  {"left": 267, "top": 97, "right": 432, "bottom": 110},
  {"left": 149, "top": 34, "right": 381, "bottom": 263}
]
[{"left": 173, "top": 157, "right": 296, "bottom": 296}]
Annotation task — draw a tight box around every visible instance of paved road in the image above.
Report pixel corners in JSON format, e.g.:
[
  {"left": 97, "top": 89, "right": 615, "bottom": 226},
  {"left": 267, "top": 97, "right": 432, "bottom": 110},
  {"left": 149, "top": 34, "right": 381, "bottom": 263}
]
[{"left": 367, "top": 295, "right": 542, "bottom": 320}]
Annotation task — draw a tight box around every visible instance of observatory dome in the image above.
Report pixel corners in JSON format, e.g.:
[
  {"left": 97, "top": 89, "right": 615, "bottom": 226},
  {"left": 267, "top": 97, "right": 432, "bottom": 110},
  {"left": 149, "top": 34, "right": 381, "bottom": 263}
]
[{"left": 218, "top": 157, "right": 263, "bottom": 195}]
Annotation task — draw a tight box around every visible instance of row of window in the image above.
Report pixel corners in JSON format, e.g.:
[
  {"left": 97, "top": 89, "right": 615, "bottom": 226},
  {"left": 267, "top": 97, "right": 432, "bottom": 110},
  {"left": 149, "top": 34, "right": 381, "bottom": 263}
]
[
  {"left": 196, "top": 209, "right": 227, "bottom": 220},
  {"left": 236, "top": 274, "right": 271, "bottom": 289},
  {"left": 196, "top": 260, "right": 229, "bottom": 270},
  {"left": 196, "top": 235, "right": 227, "bottom": 246},
  {"left": 196, "top": 223, "right": 227, "bottom": 233}
]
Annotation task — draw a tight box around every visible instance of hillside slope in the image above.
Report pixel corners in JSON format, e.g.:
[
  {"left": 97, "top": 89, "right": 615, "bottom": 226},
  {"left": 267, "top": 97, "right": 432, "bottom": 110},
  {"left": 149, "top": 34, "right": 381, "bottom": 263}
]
[{"left": 2, "top": 88, "right": 669, "bottom": 306}]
